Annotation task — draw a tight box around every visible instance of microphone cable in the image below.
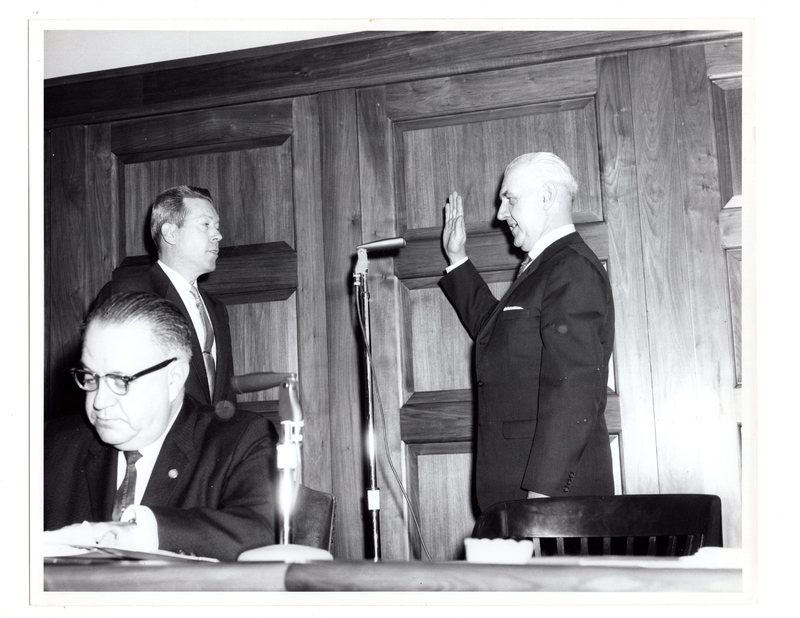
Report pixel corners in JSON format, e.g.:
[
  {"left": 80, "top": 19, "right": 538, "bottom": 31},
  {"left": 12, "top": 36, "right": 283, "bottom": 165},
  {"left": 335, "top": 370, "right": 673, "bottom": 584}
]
[{"left": 353, "top": 289, "right": 434, "bottom": 562}]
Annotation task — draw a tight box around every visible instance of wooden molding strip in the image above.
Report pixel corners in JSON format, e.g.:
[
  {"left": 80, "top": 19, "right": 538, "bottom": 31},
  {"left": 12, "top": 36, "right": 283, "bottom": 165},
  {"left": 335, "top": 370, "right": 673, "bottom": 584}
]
[
  {"left": 400, "top": 388, "right": 621, "bottom": 444},
  {"left": 45, "top": 31, "right": 740, "bottom": 128},
  {"left": 112, "top": 241, "right": 297, "bottom": 304},
  {"left": 396, "top": 221, "right": 608, "bottom": 289}
]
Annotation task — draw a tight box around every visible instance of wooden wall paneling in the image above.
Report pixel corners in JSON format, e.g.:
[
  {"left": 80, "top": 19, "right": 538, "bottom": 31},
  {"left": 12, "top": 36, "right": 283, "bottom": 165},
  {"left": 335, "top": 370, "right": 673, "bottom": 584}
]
[
  {"left": 410, "top": 443, "right": 475, "bottom": 561},
  {"left": 227, "top": 299, "right": 298, "bottom": 403},
  {"left": 319, "top": 89, "right": 366, "bottom": 559},
  {"left": 398, "top": 101, "right": 603, "bottom": 231},
  {"left": 630, "top": 47, "right": 707, "bottom": 493},
  {"left": 45, "top": 125, "right": 119, "bottom": 419},
  {"left": 671, "top": 42, "right": 742, "bottom": 546},
  {"left": 45, "top": 32, "right": 737, "bottom": 128},
  {"left": 710, "top": 77, "right": 742, "bottom": 208},
  {"left": 355, "top": 85, "right": 409, "bottom": 560},
  {"left": 725, "top": 249, "right": 743, "bottom": 389},
  {"left": 291, "top": 94, "right": 332, "bottom": 495},
  {"left": 597, "top": 54, "right": 660, "bottom": 493}
]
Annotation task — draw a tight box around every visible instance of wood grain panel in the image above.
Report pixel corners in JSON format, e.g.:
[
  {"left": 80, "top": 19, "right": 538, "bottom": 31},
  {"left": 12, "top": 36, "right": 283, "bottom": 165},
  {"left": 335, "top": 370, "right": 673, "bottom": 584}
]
[
  {"left": 726, "top": 249, "right": 742, "bottom": 388},
  {"left": 396, "top": 221, "right": 608, "bottom": 289},
  {"left": 122, "top": 144, "right": 294, "bottom": 257},
  {"left": 597, "top": 54, "right": 660, "bottom": 493},
  {"left": 629, "top": 47, "right": 703, "bottom": 492},
  {"left": 408, "top": 287, "right": 473, "bottom": 392},
  {"left": 110, "top": 99, "right": 293, "bottom": 157},
  {"left": 319, "top": 89, "right": 366, "bottom": 560},
  {"left": 386, "top": 57, "right": 597, "bottom": 120},
  {"left": 356, "top": 85, "right": 409, "bottom": 560},
  {"left": 704, "top": 39, "right": 743, "bottom": 80},
  {"left": 227, "top": 298, "right": 298, "bottom": 403},
  {"left": 291, "top": 95, "right": 332, "bottom": 494},
  {"left": 46, "top": 126, "right": 90, "bottom": 418},
  {"left": 46, "top": 32, "right": 736, "bottom": 128},
  {"left": 111, "top": 242, "right": 297, "bottom": 304},
  {"left": 399, "top": 99, "right": 602, "bottom": 230},
  {"left": 711, "top": 79, "right": 742, "bottom": 205},
  {"left": 399, "top": 389, "right": 622, "bottom": 444},
  {"left": 720, "top": 207, "right": 742, "bottom": 249},
  {"left": 672, "top": 42, "right": 742, "bottom": 545},
  {"left": 415, "top": 449, "right": 475, "bottom": 560}
]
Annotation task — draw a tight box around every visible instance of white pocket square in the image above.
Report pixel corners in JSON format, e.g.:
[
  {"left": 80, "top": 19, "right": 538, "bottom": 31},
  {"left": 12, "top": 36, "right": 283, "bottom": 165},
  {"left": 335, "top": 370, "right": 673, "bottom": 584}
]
[{"left": 503, "top": 306, "right": 524, "bottom": 311}]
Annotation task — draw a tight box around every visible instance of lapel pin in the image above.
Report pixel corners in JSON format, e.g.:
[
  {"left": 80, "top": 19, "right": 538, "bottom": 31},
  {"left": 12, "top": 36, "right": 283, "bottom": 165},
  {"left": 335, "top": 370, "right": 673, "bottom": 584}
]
[{"left": 168, "top": 469, "right": 179, "bottom": 479}]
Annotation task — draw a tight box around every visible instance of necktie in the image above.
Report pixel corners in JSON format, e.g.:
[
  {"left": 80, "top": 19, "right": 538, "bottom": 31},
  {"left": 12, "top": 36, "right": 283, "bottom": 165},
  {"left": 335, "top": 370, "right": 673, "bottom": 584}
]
[
  {"left": 112, "top": 450, "right": 143, "bottom": 521},
  {"left": 189, "top": 285, "right": 216, "bottom": 398},
  {"left": 517, "top": 255, "right": 533, "bottom": 279}
]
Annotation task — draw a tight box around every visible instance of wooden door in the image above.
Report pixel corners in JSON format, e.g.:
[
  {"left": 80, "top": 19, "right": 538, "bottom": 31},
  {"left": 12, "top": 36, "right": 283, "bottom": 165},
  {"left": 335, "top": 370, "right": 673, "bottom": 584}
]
[
  {"left": 45, "top": 96, "right": 332, "bottom": 497},
  {"left": 356, "top": 40, "right": 743, "bottom": 560}
]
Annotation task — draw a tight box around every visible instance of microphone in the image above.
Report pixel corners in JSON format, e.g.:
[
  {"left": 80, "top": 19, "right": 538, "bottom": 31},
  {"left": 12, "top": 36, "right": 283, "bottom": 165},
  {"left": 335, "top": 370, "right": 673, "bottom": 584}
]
[{"left": 356, "top": 237, "right": 406, "bottom": 252}]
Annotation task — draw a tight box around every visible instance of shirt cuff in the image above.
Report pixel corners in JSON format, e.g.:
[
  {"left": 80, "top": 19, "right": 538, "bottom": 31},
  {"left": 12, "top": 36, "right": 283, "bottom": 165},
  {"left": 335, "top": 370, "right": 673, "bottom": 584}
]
[
  {"left": 445, "top": 256, "right": 469, "bottom": 273},
  {"left": 120, "top": 505, "right": 159, "bottom": 551}
]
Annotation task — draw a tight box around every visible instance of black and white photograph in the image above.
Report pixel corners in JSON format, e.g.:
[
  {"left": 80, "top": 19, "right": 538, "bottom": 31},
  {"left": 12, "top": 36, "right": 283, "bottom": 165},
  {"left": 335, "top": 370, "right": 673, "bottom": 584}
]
[{"left": 8, "top": 2, "right": 793, "bottom": 616}]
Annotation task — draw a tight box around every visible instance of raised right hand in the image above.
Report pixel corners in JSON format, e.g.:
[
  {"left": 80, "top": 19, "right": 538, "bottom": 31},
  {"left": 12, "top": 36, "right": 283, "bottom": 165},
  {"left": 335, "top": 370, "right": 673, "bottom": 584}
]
[{"left": 442, "top": 191, "right": 468, "bottom": 264}]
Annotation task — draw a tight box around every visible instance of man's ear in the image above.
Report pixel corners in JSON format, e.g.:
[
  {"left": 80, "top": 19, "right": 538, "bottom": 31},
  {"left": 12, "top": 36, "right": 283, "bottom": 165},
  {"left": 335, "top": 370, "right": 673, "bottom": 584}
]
[
  {"left": 167, "top": 358, "right": 190, "bottom": 401},
  {"left": 541, "top": 182, "right": 556, "bottom": 210},
  {"left": 160, "top": 222, "right": 178, "bottom": 246}
]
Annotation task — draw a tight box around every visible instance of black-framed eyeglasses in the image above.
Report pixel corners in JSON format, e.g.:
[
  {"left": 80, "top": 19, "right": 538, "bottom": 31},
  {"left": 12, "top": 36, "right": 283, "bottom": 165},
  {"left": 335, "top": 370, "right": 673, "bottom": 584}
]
[{"left": 70, "top": 358, "right": 178, "bottom": 396}]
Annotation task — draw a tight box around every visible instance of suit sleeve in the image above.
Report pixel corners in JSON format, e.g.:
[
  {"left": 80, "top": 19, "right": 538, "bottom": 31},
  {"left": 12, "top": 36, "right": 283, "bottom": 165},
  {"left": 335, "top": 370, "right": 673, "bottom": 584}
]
[
  {"left": 522, "top": 254, "right": 610, "bottom": 494},
  {"left": 438, "top": 259, "right": 499, "bottom": 340},
  {"left": 149, "top": 415, "right": 278, "bottom": 561}
]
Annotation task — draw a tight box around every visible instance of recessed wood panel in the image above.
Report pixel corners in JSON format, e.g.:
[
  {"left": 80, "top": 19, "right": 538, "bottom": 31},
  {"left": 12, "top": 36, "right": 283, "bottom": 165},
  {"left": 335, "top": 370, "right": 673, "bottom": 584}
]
[
  {"left": 409, "top": 281, "right": 508, "bottom": 392},
  {"left": 122, "top": 143, "right": 294, "bottom": 257},
  {"left": 400, "top": 99, "right": 602, "bottom": 231},
  {"left": 415, "top": 449, "right": 475, "bottom": 561},
  {"left": 228, "top": 296, "right": 298, "bottom": 402}
]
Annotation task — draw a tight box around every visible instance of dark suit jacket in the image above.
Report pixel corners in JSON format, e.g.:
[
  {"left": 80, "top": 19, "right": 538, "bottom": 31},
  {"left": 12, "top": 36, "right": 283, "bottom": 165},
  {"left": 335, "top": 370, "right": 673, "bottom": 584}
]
[
  {"left": 440, "top": 232, "right": 615, "bottom": 511},
  {"left": 44, "top": 397, "right": 278, "bottom": 561},
  {"left": 94, "top": 263, "right": 234, "bottom": 405}
]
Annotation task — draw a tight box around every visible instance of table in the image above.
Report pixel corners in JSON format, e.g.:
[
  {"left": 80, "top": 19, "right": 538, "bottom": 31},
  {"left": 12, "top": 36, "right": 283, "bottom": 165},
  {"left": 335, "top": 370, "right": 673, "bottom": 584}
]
[{"left": 43, "top": 556, "right": 742, "bottom": 592}]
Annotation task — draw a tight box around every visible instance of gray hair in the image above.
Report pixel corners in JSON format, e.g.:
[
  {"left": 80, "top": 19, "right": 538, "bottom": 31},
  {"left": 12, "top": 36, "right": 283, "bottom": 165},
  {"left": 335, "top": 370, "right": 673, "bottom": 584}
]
[{"left": 506, "top": 152, "right": 578, "bottom": 199}]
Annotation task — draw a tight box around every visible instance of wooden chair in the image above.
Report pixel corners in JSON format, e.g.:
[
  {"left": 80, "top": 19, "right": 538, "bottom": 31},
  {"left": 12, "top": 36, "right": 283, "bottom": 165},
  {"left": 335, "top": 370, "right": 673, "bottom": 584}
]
[
  {"left": 290, "top": 484, "right": 336, "bottom": 553},
  {"left": 472, "top": 494, "right": 722, "bottom": 557}
]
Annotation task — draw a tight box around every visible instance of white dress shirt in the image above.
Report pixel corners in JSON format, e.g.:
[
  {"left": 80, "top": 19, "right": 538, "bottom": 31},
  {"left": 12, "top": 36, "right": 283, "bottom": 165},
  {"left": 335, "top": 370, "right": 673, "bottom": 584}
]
[{"left": 157, "top": 260, "right": 217, "bottom": 361}]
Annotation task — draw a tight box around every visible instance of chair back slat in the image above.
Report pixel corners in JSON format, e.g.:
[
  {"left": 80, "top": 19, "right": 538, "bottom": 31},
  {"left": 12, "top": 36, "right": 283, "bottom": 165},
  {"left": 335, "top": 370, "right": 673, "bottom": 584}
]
[
  {"left": 556, "top": 537, "right": 565, "bottom": 556},
  {"left": 602, "top": 537, "right": 611, "bottom": 555},
  {"left": 646, "top": 536, "right": 657, "bottom": 556},
  {"left": 532, "top": 537, "right": 542, "bottom": 558}
]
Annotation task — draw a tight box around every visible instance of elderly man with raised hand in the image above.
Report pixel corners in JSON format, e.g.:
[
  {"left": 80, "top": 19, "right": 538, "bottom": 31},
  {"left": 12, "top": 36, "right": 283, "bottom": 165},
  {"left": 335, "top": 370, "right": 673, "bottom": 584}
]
[
  {"left": 44, "top": 291, "right": 277, "bottom": 561},
  {"left": 94, "top": 185, "right": 234, "bottom": 406},
  {"left": 439, "top": 152, "right": 616, "bottom": 512}
]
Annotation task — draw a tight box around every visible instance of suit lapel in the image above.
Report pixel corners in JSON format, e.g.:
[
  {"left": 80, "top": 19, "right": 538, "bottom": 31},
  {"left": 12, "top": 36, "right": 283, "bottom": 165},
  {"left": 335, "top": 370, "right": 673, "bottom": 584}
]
[
  {"left": 477, "top": 232, "right": 581, "bottom": 342},
  {"left": 151, "top": 264, "right": 211, "bottom": 402},
  {"left": 84, "top": 440, "right": 118, "bottom": 521},
  {"left": 142, "top": 398, "right": 199, "bottom": 507}
]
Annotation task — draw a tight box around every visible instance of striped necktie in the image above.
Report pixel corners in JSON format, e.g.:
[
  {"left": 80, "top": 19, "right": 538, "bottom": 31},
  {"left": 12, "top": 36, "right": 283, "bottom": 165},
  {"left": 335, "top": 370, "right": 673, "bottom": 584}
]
[
  {"left": 112, "top": 450, "right": 143, "bottom": 521},
  {"left": 189, "top": 285, "right": 216, "bottom": 398}
]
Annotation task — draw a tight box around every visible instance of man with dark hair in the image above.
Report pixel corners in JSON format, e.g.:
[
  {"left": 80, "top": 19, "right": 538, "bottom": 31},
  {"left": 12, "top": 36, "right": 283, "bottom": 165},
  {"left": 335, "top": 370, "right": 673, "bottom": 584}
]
[
  {"left": 94, "top": 185, "right": 234, "bottom": 406},
  {"left": 440, "top": 152, "right": 615, "bottom": 512},
  {"left": 44, "top": 291, "right": 277, "bottom": 561}
]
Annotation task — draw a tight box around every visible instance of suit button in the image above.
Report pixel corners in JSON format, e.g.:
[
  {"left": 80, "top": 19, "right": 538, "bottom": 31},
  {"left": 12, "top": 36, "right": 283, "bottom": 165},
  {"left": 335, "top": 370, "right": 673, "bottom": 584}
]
[
  {"left": 477, "top": 381, "right": 484, "bottom": 387},
  {"left": 563, "top": 487, "right": 570, "bottom": 493}
]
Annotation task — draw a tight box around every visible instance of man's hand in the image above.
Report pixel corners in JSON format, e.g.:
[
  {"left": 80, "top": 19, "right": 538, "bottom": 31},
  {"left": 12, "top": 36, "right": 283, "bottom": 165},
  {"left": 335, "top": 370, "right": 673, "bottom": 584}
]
[
  {"left": 443, "top": 191, "right": 468, "bottom": 264},
  {"left": 44, "top": 518, "right": 156, "bottom": 551}
]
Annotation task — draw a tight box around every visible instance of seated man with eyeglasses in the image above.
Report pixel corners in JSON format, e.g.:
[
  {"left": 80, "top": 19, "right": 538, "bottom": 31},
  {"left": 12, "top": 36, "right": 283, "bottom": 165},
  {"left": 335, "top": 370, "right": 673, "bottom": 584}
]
[{"left": 43, "top": 291, "right": 278, "bottom": 561}]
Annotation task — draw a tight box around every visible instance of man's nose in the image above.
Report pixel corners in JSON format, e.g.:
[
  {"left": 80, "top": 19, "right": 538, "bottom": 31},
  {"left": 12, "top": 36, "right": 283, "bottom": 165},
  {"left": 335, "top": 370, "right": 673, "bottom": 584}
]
[
  {"left": 497, "top": 201, "right": 509, "bottom": 220},
  {"left": 92, "top": 379, "right": 117, "bottom": 409},
  {"left": 211, "top": 227, "right": 222, "bottom": 242}
]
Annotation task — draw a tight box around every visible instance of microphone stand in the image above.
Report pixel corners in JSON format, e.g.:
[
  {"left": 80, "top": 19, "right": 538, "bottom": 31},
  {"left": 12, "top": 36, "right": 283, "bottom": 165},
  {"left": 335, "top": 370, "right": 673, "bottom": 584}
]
[{"left": 353, "top": 247, "right": 381, "bottom": 561}]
